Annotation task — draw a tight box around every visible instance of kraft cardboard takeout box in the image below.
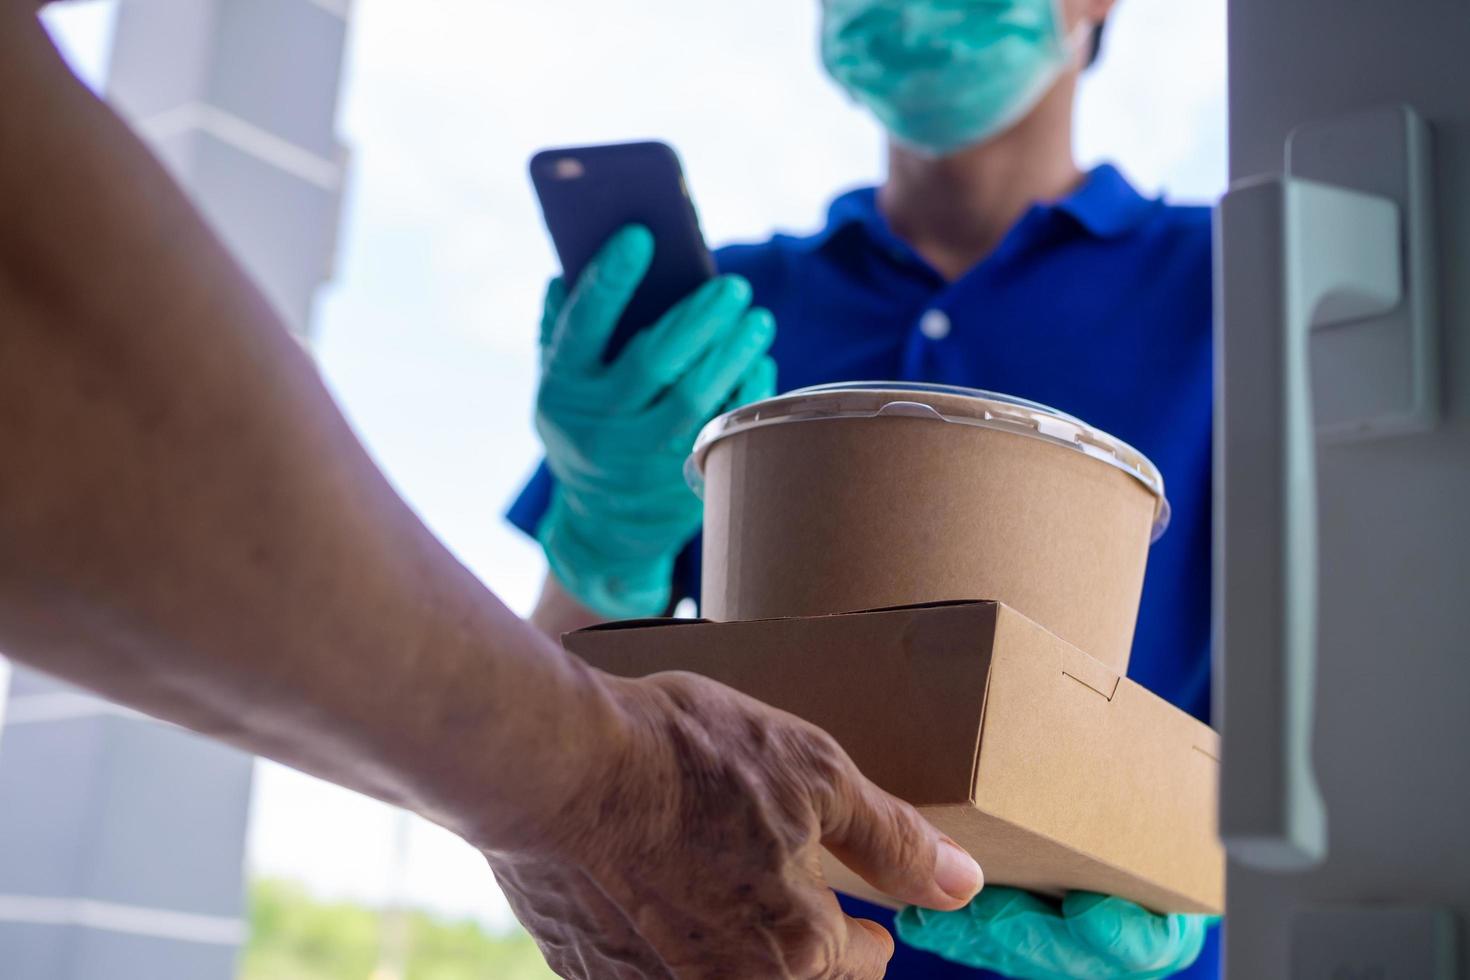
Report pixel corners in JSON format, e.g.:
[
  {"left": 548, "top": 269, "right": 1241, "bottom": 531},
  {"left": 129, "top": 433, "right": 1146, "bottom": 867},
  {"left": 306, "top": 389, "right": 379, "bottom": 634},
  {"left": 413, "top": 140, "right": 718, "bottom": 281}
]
[
  {"left": 687, "top": 382, "right": 1171, "bottom": 676},
  {"left": 564, "top": 600, "right": 1223, "bottom": 915}
]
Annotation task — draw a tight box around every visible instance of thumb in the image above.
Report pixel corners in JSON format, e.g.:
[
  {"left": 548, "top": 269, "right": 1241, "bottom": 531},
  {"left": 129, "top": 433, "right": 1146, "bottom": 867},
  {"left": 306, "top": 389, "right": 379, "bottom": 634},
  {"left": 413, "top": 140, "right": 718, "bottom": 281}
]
[
  {"left": 549, "top": 224, "right": 653, "bottom": 373},
  {"left": 820, "top": 759, "right": 983, "bottom": 912},
  {"left": 538, "top": 277, "right": 568, "bottom": 351}
]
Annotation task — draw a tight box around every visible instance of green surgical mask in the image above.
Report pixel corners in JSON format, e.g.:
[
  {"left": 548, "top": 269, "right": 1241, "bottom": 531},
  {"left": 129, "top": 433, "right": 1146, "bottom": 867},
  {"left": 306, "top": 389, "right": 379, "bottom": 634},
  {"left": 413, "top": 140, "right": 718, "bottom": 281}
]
[{"left": 821, "top": 0, "right": 1088, "bottom": 157}]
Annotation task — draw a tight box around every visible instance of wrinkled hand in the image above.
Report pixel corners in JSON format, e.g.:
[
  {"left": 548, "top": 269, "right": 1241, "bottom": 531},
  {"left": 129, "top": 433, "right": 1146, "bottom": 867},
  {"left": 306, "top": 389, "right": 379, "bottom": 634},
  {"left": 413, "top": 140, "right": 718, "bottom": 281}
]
[
  {"left": 535, "top": 225, "right": 776, "bottom": 619},
  {"left": 897, "top": 887, "right": 1216, "bottom": 979},
  {"left": 488, "top": 671, "right": 984, "bottom": 979}
]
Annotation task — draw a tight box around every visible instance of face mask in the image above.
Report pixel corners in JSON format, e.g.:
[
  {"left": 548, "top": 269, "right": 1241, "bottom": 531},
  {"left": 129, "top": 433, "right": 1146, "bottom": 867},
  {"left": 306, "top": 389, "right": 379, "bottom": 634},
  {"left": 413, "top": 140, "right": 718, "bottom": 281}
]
[{"left": 821, "top": 0, "right": 1089, "bottom": 157}]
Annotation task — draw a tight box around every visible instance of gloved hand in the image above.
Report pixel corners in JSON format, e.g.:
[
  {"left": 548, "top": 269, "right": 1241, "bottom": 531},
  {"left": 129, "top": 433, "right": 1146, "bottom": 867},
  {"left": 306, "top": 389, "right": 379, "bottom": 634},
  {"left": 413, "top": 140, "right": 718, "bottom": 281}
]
[
  {"left": 535, "top": 224, "right": 776, "bottom": 618},
  {"left": 896, "top": 888, "right": 1217, "bottom": 979}
]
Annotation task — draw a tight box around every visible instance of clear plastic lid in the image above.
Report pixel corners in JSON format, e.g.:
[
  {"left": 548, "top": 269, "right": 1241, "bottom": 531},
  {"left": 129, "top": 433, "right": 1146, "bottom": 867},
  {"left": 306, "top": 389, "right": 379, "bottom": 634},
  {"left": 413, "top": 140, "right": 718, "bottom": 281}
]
[{"left": 687, "top": 381, "right": 1172, "bottom": 541}]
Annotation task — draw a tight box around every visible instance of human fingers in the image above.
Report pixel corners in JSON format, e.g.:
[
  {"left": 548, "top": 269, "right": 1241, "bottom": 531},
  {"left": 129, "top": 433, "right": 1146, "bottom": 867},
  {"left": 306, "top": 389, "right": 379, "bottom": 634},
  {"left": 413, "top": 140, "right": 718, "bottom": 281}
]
[
  {"left": 760, "top": 885, "right": 893, "bottom": 980},
  {"left": 816, "top": 741, "right": 983, "bottom": 912},
  {"left": 834, "top": 915, "right": 897, "bottom": 979},
  {"left": 491, "top": 859, "right": 674, "bottom": 980}
]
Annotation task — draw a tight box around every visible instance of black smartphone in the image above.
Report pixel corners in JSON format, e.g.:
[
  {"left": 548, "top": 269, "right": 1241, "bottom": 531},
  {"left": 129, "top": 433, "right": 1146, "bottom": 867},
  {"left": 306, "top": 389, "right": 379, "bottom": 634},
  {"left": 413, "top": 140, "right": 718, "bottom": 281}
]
[{"left": 530, "top": 141, "right": 715, "bottom": 364}]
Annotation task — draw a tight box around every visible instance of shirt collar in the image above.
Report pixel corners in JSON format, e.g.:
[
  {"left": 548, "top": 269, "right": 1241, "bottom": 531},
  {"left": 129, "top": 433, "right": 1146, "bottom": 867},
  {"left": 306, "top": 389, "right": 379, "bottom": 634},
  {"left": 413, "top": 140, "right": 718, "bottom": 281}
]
[
  {"left": 796, "top": 185, "right": 887, "bottom": 254},
  {"left": 1051, "top": 163, "right": 1159, "bottom": 238},
  {"left": 800, "top": 163, "right": 1158, "bottom": 255}
]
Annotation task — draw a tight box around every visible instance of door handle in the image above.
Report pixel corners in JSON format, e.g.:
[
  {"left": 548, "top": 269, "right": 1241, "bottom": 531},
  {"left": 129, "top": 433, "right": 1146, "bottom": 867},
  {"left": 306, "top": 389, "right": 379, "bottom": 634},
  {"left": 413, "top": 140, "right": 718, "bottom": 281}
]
[
  {"left": 1214, "top": 177, "right": 1400, "bottom": 870},
  {"left": 1214, "top": 105, "right": 1435, "bottom": 872}
]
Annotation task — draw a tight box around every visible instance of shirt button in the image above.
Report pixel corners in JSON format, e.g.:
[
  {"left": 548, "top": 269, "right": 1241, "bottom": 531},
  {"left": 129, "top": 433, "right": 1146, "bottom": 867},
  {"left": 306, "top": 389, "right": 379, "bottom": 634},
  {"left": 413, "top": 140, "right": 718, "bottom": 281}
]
[{"left": 919, "top": 309, "right": 951, "bottom": 341}]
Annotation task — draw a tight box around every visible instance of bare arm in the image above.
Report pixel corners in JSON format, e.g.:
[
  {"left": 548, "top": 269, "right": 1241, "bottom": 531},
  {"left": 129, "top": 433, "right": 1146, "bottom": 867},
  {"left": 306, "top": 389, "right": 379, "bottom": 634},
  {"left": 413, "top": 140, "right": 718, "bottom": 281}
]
[
  {"left": 0, "top": 5, "right": 601, "bottom": 845},
  {"left": 0, "top": 13, "right": 981, "bottom": 976}
]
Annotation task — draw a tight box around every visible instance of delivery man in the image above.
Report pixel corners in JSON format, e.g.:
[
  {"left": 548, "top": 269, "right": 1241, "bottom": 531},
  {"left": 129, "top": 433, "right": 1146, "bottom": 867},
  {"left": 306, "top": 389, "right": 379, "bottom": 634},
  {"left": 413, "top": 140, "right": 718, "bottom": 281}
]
[
  {"left": 0, "top": 5, "right": 987, "bottom": 979},
  {"left": 510, "top": 0, "right": 1221, "bottom": 976}
]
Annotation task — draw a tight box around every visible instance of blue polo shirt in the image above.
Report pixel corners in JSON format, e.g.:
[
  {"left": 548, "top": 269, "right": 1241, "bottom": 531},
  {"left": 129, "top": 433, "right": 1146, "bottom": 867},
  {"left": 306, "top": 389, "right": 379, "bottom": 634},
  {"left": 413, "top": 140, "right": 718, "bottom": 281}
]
[{"left": 508, "top": 163, "right": 1220, "bottom": 978}]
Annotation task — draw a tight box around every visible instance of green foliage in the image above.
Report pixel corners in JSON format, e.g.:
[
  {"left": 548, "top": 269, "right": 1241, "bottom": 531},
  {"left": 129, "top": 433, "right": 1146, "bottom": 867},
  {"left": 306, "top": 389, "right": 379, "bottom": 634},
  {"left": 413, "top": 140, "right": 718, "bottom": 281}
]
[{"left": 241, "top": 877, "right": 557, "bottom": 980}]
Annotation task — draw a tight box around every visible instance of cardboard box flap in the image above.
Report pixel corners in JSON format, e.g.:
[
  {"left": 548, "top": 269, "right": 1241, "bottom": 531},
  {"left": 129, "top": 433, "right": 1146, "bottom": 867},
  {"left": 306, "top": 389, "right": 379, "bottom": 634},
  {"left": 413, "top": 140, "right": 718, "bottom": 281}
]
[
  {"left": 1059, "top": 641, "right": 1123, "bottom": 702},
  {"left": 564, "top": 602, "right": 1002, "bottom": 807},
  {"left": 967, "top": 607, "right": 1221, "bottom": 907}
]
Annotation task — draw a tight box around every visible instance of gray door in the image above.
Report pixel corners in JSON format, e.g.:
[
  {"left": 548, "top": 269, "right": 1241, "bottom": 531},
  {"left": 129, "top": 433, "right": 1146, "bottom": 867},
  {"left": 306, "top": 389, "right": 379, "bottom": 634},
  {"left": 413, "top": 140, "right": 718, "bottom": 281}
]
[{"left": 1219, "top": 1, "right": 1470, "bottom": 976}]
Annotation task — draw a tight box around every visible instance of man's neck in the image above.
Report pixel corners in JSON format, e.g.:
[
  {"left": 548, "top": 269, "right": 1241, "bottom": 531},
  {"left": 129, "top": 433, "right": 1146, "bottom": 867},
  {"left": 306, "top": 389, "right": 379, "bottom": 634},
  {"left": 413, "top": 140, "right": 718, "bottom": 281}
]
[{"left": 877, "top": 77, "right": 1083, "bottom": 282}]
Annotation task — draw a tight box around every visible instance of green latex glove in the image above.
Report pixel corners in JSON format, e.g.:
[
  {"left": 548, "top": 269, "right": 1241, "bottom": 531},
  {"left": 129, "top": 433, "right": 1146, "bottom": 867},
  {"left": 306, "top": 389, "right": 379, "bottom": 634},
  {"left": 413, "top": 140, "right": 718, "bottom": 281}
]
[
  {"left": 897, "top": 888, "right": 1218, "bottom": 979},
  {"left": 535, "top": 225, "right": 776, "bottom": 618}
]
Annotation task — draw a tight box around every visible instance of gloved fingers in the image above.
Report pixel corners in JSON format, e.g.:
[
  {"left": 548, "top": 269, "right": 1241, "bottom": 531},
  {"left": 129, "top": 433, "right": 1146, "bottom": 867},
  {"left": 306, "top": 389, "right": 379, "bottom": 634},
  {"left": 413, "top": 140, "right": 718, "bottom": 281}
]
[
  {"left": 975, "top": 886, "right": 1056, "bottom": 915},
  {"left": 1063, "top": 892, "right": 1165, "bottom": 949},
  {"left": 609, "top": 274, "right": 755, "bottom": 404},
  {"left": 541, "top": 354, "right": 759, "bottom": 460},
  {"left": 548, "top": 476, "right": 700, "bottom": 549},
  {"left": 535, "top": 409, "right": 655, "bottom": 480},
  {"left": 1114, "top": 916, "right": 1210, "bottom": 979},
  {"left": 651, "top": 307, "right": 776, "bottom": 441},
  {"left": 727, "top": 354, "right": 777, "bottom": 411},
  {"left": 1158, "top": 917, "right": 1214, "bottom": 976},
  {"left": 1061, "top": 892, "right": 1132, "bottom": 955},
  {"left": 539, "top": 527, "right": 677, "bottom": 620},
  {"left": 538, "top": 276, "right": 569, "bottom": 352},
  {"left": 540, "top": 407, "right": 693, "bottom": 483},
  {"left": 896, "top": 887, "right": 1056, "bottom": 954},
  {"left": 897, "top": 887, "right": 1214, "bottom": 979},
  {"left": 546, "top": 224, "right": 654, "bottom": 374},
  {"left": 896, "top": 903, "right": 995, "bottom": 952},
  {"left": 560, "top": 481, "right": 698, "bottom": 529},
  {"left": 897, "top": 890, "right": 1099, "bottom": 980},
  {"left": 1061, "top": 892, "right": 1210, "bottom": 976},
  {"left": 895, "top": 904, "right": 1007, "bottom": 972}
]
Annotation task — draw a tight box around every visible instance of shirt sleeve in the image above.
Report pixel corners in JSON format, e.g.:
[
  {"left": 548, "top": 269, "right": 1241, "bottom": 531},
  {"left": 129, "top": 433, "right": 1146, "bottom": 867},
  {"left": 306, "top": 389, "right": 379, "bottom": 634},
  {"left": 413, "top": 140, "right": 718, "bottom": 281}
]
[{"left": 505, "top": 460, "right": 555, "bottom": 539}]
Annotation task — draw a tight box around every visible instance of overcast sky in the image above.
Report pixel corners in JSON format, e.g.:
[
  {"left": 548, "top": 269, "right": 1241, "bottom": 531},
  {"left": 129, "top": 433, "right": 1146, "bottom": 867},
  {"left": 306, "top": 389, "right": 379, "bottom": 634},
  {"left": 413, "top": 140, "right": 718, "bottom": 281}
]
[{"left": 40, "top": 0, "right": 1226, "bottom": 933}]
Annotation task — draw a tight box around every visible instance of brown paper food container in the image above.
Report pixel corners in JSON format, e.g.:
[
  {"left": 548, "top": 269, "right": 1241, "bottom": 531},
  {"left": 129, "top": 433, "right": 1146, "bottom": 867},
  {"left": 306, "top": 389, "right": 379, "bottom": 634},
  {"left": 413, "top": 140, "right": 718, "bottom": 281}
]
[
  {"left": 688, "top": 383, "right": 1169, "bottom": 675},
  {"left": 564, "top": 600, "right": 1223, "bottom": 915}
]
